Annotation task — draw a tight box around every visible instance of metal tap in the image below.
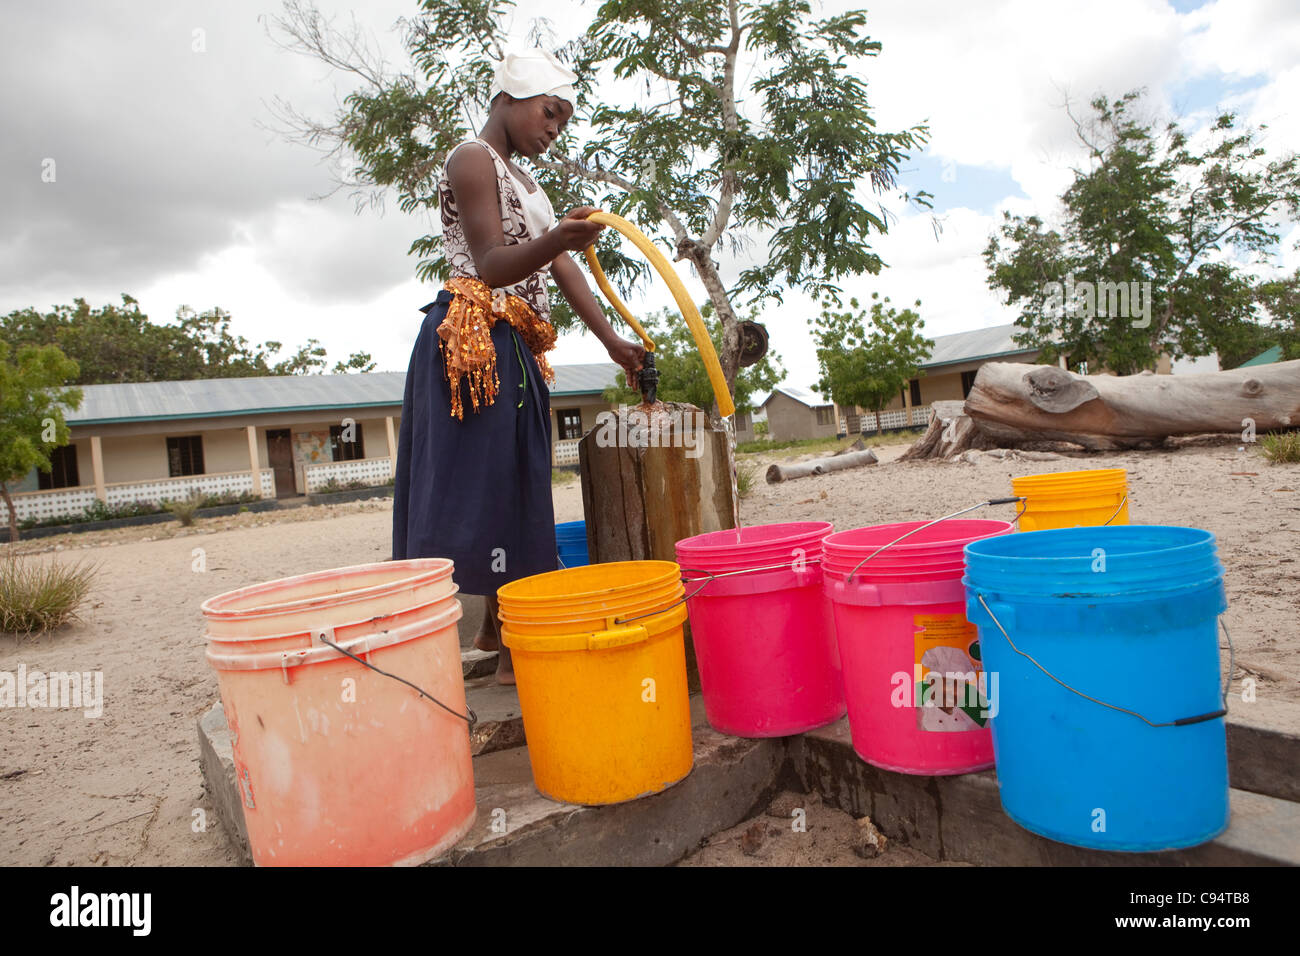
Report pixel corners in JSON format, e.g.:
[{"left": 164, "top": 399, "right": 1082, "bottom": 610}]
[{"left": 638, "top": 351, "right": 659, "bottom": 405}]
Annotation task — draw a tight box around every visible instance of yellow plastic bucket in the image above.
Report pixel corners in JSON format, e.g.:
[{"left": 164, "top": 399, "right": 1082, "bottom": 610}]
[
  {"left": 1011, "top": 468, "right": 1131, "bottom": 532},
  {"left": 498, "top": 562, "right": 694, "bottom": 805}
]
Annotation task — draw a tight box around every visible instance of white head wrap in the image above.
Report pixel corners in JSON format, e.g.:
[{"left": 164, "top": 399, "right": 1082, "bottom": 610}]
[{"left": 490, "top": 48, "right": 578, "bottom": 106}]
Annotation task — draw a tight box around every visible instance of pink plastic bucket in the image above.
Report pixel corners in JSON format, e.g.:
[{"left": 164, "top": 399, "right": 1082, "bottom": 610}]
[
  {"left": 823, "top": 519, "right": 1013, "bottom": 774},
  {"left": 676, "top": 523, "right": 844, "bottom": 737}
]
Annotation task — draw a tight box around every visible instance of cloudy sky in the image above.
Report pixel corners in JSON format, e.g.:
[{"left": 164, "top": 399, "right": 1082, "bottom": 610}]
[{"left": 3, "top": 0, "right": 1297, "bottom": 395}]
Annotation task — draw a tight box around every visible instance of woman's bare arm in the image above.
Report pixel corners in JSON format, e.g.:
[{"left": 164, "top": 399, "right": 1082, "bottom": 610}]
[
  {"left": 551, "top": 252, "right": 647, "bottom": 388},
  {"left": 446, "top": 144, "right": 602, "bottom": 288}
]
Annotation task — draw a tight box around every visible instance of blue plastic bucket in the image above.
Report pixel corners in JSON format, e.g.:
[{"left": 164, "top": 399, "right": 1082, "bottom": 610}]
[
  {"left": 555, "top": 520, "right": 590, "bottom": 568},
  {"left": 963, "top": 525, "right": 1229, "bottom": 852}
]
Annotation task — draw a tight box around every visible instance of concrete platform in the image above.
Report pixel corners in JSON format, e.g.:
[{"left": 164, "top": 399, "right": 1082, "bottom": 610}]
[
  {"left": 790, "top": 718, "right": 1300, "bottom": 867},
  {"left": 198, "top": 690, "right": 1300, "bottom": 867}
]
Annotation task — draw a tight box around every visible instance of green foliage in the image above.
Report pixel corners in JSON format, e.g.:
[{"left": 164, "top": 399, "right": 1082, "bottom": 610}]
[
  {"left": 753, "top": 420, "right": 768, "bottom": 436},
  {"left": 1260, "top": 431, "right": 1300, "bottom": 464},
  {"left": 600, "top": 303, "right": 785, "bottom": 413},
  {"left": 551, "top": 468, "right": 577, "bottom": 485},
  {"left": 735, "top": 460, "right": 757, "bottom": 500},
  {"left": 269, "top": 0, "right": 928, "bottom": 381},
  {"left": 984, "top": 90, "right": 1300, "bottom": 374},
  {"left": 164, "top": 494, "right": 203, "bottom": 526},
  {"left": 808, "top": 293, "right": 932, "bottom": 431},
  {"left": 0, "top": 553, "right": 98, "bottom": 635},
  {"left": 0, "top": 341, "right": 83, "bottom": 541},
  {"left": 0, "top": 294, "right": 376, "bottom": 385}
]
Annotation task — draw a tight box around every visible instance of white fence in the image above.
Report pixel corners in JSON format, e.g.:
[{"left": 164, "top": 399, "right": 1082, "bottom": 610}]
[
  {"left": 9, "top": 469, "right": 277, "bottom": 524},
  {"left": 852, "top": 405, "right": 932, "bottom": 432},
  {"left": 303, "top": 456, "right": 394, "bottom": 493},
  {"left": 552, "top": 439, "right": 581, "bottom": 467}
]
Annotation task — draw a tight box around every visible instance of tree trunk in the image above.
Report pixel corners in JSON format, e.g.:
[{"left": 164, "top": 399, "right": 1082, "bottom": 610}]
[
  {"left": 1, "top": 482, "right": 18, "bottom": 543},
  {"left": 685, "top": 245, "right": 740, "bottom": 415},
  {"left": 765, "top": 449, "right": 878, "bottom": 483},
  {"left": 578, "top": 402, "right": 738, "bottom": 693},
  {"left": 873, "top": 408, "right": 882, "bottom": 434},
  {"left": 898, "top": 401, "right": 999, "bottom": 461},
  {"left": 965, "top": 360, "right": 1300, "bottom": 450}
]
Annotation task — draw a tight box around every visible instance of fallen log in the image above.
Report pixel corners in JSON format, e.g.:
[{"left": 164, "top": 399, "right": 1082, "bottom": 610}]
[
  {"left": 766, "top": 448, "right": 878, "bottom": 483},
  {"left": 965, "top": 360, "right": 1300, "bottom": 451}
]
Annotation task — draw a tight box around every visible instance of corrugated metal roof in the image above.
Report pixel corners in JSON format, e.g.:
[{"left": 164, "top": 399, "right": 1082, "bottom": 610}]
[
  {"left": 549, "top": 363, "right": 624, "bottom": 395},
  {"left": 66, "top": 363, "right": 622, "bottom": 424},
  {"left": 761, "top": 385, "right": 834, "bottom": 409},
  {"left": 921, "top": 323, "right": 1039, "bottom": 368},
  {"left": 1239, "top": 345, "right": 1282, "bottom": 367}
]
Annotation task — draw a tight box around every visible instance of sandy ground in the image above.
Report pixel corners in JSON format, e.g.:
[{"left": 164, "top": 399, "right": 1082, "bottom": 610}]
[
  {"left": 677, "top": 789, "right": 967, "bottom": 866},
  {"left": 1, "top": 435, "right": 1296, "bottom": 866}
]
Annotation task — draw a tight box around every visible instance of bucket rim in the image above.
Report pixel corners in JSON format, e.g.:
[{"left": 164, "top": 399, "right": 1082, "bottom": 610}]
[
  {"left": 200, "top": 558, "right": 455, "bottom": 621},
  {"left": 498, "top": 583, "right": 684, "bottom": 621},
  {"left": 205, "top": 587, "right": 461, "bottom": 649},
  {"left": 964, "top": 524, "right": 1214, "bottom": 562},
  {"left": 500, "top": 601, "right": 688, "bottom": 652},
  {"left": 496, "top": 560, "right": 681, "bottom": 605},
  {"left": 1011, "top": 468, "right": 1128, "bottom": 488},
  {"left": 205, "top": 599, "right": 462, "bottom": 672},
  {"left": 675, "top": 521, "right": 834, "bottom": 553},
  {"left": 824, "top": 519, "right": 1013, "bottom": 553}
]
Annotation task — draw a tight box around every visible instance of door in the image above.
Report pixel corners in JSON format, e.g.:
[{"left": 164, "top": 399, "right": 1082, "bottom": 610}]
[{"left": 266, "top": 429, "right": 296, "bottom": 497}]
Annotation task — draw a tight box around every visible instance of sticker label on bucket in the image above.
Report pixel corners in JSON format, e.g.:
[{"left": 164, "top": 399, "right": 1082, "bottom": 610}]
[{"left": 913, "top": 614, "right": 988, "bottom": 732}]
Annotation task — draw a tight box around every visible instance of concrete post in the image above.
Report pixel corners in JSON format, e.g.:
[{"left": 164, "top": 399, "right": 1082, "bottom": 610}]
[
  {"left": 385, "top": 416, "right": 398, "bottom": 479},
  {"left": 90, "top": 435, "right": 106, "bottom": 503},
  {"left": 245, "top": 425, "right": 262, "bottom": 496}
]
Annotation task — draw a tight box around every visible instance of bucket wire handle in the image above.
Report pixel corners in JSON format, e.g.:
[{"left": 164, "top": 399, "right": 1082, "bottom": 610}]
[
  {"left": 612, "top": 572, "right": 717, "bottom": 626},
  {"left": 844, "top": 497, "right": 1025, "bottom": 581},
  {"left": 1103, "top": 493, "right": 1129, "bottom": 526},
  {"left": 975, "top": 593, "right": 1231, "bottom": 728},
  {"left": 315, "top": 631, "right": 477, "bottom": 729}
]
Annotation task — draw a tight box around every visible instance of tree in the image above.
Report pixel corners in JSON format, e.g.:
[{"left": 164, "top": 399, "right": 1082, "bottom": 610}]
[
  {"left": 600, "top": 302, "right": 784, "bottom": 412},
  {"left": 809, "top": 292, "right": 933, "bottom": 434},
  {"left": 0, "top": 342, "right": 83, "bottom": 541},
  {"left": 1, "top": 295, "right": 376, "bottom": 384},
  {"left": 984, "top": 90, "right": 1300, "bottom": 375},
  {"left": 265, "top": 0, "right": 929, "bottom": 401}
]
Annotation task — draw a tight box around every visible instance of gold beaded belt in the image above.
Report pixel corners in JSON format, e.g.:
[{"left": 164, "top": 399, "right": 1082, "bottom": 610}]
[{"left": 437, "top": 276, "right": 557, "bottom": 420}]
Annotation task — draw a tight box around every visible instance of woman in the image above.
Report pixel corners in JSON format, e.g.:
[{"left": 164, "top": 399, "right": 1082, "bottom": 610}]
[{"left": 393, "top": 48, "right": 645, "bottom": 684}]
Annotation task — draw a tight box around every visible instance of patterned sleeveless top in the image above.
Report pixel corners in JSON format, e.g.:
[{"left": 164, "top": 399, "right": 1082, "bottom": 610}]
[{"left": 438, "top": 138, "right": 555, "bottom": 323}]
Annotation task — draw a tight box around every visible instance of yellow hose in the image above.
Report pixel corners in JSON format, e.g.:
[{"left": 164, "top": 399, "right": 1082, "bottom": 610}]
[{"left": 582, "top": 211, "right": 734, "bottom": 418}]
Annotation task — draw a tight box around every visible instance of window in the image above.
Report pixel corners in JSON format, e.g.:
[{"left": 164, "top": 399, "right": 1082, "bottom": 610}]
[
  {"left": 961, "top": 370, "right": 978, "bottom": 397},
  {"left": 330, "top": 422, "right": 365, "bottom": 461},
  {"left": 909, "top": 379, "right": 922, "bottom": 406},
  {"left": 38, "top": 444, "right": 80, "bottom": 489},
  {"left": 815, "top": 405, "right": 835, "bottom": 426},
  {"left": 557, "top": 408, "right": 583, "bottom": 441},
  {"left": 167, "top": 436, "right": 204, "bottom": 477}
]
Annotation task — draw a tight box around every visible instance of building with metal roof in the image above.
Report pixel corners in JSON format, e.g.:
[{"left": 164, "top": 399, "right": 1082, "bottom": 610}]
[{"left": 10, "top": 363, "right": 627, "bottom": 525}]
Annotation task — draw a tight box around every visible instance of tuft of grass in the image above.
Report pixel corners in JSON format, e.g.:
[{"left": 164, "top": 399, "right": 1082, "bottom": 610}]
[
  {"left": 1260, "top": 431, "right": 1300, "bottom": 464},
  {"left": 164, "top": 493, "right": 203, "bottom": 526},
  {"left": 0, "top": 553, "right": 98, "bottom": 635},
  {"left": 735, "top": 461, "right": 758, "bottom": 499},
  {"left": 552, "top": 468, "right": 577, "bottom": 485}
]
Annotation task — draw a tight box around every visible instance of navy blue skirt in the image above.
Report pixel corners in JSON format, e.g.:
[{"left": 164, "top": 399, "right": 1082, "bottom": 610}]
[{"left": 392, "top": 289, "right": 558, "bottom": 595}]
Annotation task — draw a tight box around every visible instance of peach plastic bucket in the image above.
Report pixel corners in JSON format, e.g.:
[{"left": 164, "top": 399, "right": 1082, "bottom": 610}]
[
  {"left": 202, "top": 562, "right": 474, "bottom": 866},
  {"left": 201, "top": 559, "right": 457, "bottom": 638}
]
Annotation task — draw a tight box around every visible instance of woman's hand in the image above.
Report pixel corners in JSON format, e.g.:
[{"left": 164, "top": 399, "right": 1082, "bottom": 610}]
[
  {"left": 606, "top": 337, "right": 648, "bottom": 390},
  {"left": 554, "top": 206, "right": 606, "bottom": 252}
]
